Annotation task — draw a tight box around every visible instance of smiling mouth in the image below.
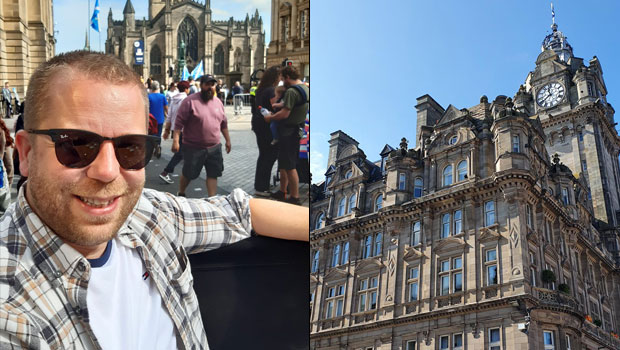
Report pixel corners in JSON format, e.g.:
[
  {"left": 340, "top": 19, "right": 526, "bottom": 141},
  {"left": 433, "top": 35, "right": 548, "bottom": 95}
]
[{"left": 77, "top": 196, "right": 117, "bottom": 208}]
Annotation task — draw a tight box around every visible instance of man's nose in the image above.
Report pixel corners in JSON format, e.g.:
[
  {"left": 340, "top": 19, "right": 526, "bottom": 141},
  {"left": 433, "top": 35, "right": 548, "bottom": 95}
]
[{"left": 86, "top": 141, "right": 120, "bottom": 182}]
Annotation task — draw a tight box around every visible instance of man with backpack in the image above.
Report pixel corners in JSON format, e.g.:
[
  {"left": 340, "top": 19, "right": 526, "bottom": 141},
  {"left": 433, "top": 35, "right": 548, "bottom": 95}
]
[{"left": 263, "top": 66, "right": 309, "bottom": 205}]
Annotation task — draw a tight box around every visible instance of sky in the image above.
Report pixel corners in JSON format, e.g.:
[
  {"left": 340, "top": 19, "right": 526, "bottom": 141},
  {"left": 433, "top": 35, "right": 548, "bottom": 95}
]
[
  {"left": 310, "top": 1, "right": 620, "bottom": 182},
  {"left": 53, "top": 0, "right": 271, "bottom": 54}
]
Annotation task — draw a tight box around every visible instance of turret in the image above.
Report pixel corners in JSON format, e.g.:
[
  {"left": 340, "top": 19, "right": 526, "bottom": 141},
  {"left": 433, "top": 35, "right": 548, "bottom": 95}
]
[
  {"left": 123, "top": 0, "right": 135, "bottom": 31},
  {"left": 415, "top": 95, "right": 444, "bottom": 148}
]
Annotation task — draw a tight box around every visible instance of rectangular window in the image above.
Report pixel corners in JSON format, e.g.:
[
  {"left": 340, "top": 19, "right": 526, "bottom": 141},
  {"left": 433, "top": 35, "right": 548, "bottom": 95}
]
[
  {"left": 581, "top": 160, "right": 587, "bottom": 171},
  {"left": 486, "top": 248, "right": 498, "bottom": 286},
  {"left": 439, "top": 257, "right": 463, "bottom": 295},
  {"left": 562, "top": 188, "right": 569, "bottom": 205},
  {"left": 454, "top": 210, "right": 462, "bottom": 234},
  {"left": 526, "top": 204, "right": 532, "bottom": 228},
  {"left": 545, "top": 221, "right": 552, "bottom": 242},
  {"left": 485, "top": 201, "right": 495, "bottom": 226},
  {"left": 439, "top": 335, "right": 449, "bottom": 350},
  {"left": 530, "top": 266, "right": 537, "bottom": 287},
  {"left": 411, "top": 221, "right": 421, "bottom": 246},
  {"left": 408, "top": 266, "right": 419, "bottom": 302},
  {"left": 331, "top": 244, "right": 340, "bottom": 268},
  {"left": 406, "top": 340, "right": 416, "bottom": 350},
  {"left": 579, "top": 130, "right": 584, "bottom": 141},
  {"left": 512, "top": 134, "right": 520, "bottom": 152},
  {"left": 543, "top": 331, "right": 554, "bottom": 350},
  {"left": 565, "top": 335, "right": 571, "bottom": 350},
  {"left": 453, "top": 333, "right": 463, "bottom": 350},
  {"left": 325, "top": 285, "right": 343, "bottom": 319},
  {"left": 358, "top": 277, "right": 378, "bottom": 312},
  {"left": 489, "top": 328, "right": 501, "bottom": 350},
  {"left": 373, "top": 233, "right": 382, "bottom": 256},
  {"left": 341, "top": 242, "right": 349, "bottom": 265},
  {"left": 442, "top": 213, "right": 451, "bottom": 238},
  {"left": 399, "top": 173, "right": 406, "bottom": 190}
]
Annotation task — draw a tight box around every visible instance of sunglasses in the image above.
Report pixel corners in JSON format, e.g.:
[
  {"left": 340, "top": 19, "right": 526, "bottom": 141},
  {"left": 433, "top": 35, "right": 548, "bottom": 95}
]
[{"left": 28, "top": 129, "right": 161, "bottom": 170}]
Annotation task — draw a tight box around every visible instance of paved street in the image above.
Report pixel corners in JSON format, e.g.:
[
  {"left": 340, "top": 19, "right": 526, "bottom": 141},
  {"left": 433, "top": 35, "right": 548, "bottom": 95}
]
[{"left": 6, "top": 105, "right": 309, "bottom": 207}]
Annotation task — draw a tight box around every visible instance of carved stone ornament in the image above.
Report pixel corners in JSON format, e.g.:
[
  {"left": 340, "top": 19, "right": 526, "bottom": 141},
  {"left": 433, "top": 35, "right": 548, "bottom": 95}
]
[
  {"left": 422, "top": 330, "right": 432, "bottom": 346},
  {"left": 470, "top": 322, "right": 480, "bottom": 338}
]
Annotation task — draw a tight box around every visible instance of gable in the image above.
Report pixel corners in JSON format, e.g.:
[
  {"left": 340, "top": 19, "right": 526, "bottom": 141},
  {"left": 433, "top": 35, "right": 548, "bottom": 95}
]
[{"left": 436, "top": 105, "right": 463, "bottom": 126}]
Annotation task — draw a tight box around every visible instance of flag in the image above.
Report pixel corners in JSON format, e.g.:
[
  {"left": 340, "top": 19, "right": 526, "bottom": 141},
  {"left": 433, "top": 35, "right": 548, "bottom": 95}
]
[
  {"left": 90, "top": 0, "right": 100, "bottom": 32},
  {"left": 190, "top": 60, "right": 204, "bottom": 80},
  {"left": 182, "top": 65, "right": 190, "bottom": 80},
  {"left": 551, "top": 3, "right": 555, "bottom": 23}
]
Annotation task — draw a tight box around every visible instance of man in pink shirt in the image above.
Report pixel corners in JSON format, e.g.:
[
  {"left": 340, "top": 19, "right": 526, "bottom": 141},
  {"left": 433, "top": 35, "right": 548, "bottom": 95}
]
[{"left": 172, "top": 75, "right": 231, "bottom": 197}]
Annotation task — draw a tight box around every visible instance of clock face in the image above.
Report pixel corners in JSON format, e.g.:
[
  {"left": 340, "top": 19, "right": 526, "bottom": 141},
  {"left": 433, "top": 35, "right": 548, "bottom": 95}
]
[{"left": 536, "top": 82, "right": 565, "bottom": 108}]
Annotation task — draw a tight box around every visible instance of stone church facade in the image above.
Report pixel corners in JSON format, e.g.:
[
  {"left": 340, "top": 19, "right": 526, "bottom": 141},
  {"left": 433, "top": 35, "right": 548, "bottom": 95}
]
[
  {"left": 0, "top": 0, "right": 55, "bottom": 97},
  {"left": 310, "top": 22, "right": 620, "bottom": 350},
  {"left": 106, "top": 0, "right": 266, "bottom": 88}
]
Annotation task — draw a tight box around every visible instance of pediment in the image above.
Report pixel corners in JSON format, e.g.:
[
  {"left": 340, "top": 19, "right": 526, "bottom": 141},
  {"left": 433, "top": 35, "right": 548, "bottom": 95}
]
[
  {"left": 355, "top": 257, "right": 384, "bottom": 274},
  {"left": 435, "top": 236, "right": 467, "bottom": 254},
  {"left": 403, "top": 246, "right": 426, "bottom": 261},
  {"left": 351, "top": 161, "right": 365, "bottom": 178},
  {"left": 324, "top": 165, "right": 336, "bottom": 176},
  {"left": 536, "top": 49, "right": 557, "bottom": 64},
  {"left": 380, "top": 144, "right": 395, "bottom": 156},
  {"left": 437, "top": 105, "right": 463, "bottom": 126},
  {"left": 324, "top": 266, "right": 349, "bottom": 280},
  {"left": 479, "top": 226, "right": 501, "bottom": 242}
]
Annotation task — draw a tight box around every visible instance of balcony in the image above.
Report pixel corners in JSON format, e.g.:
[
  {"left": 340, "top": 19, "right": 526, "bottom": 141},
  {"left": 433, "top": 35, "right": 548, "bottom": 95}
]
[
  {"left": 532, "top": 287, "right": 578, "bottom": 310},
  {"left": 582, "top": 321, "right": 620, "bottom": 349}
]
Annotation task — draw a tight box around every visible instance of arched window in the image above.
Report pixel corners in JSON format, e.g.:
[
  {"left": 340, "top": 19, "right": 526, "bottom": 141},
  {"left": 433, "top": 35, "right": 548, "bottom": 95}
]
[
  {"left": 348, "top": 194, "right": 357, "bottom": 213},
  {"left": 234, "top": 47, "right": 243, "bottom": 72},
  {"left": 375, "top": 194, "right": 383, "bottom": 211},
  {"left": 150, "top": 45, "right": 162, "bottom": 75},
  {"left": 443, "top": 165, "right": 453, "bottom": 186},
  {"left": 214, "top": 44, "right": 224, "bottom": 75},
  {"left": 345, "top": 170, "right": 353, "bottom": 179},
  {"left": 457, "top": 160, "right": 468, "bottom": 181},
  {"left": 414, "top": 177, "right": 423, "bottom": 198},
  {"left": 315, "top": 212, "right": 324, "bottom": 230},
  {"left": 177, "top": 17, "right": 199, "bottom": 69},
  {"left": 338, "top": 197, "right": 346, "bottom": 216}
]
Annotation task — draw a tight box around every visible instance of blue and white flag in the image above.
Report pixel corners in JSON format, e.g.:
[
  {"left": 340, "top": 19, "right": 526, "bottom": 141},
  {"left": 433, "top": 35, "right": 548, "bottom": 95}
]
[
  {"left": 91, "top": 0, "right": 100, "bottom": 32},
  {"left": 182, "top": 65, "right": 190, "bottom": 80},
  {"left": 190, "top": 60, "right": 204, "bottom": 80},
  {"left": 551, "top": 3, "right": 555, "bottom": 24}
]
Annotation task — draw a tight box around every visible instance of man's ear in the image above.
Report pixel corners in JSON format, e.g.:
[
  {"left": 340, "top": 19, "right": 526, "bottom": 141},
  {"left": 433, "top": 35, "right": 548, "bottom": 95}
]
[{"left": 15, "top": 130, "right": 32, "bottom": 177}]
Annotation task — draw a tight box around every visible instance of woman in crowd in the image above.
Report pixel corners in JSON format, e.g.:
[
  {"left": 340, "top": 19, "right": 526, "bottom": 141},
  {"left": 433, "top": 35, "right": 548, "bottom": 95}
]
[{"left": 252, "top": 66, "right": 280, "bottom": 197}]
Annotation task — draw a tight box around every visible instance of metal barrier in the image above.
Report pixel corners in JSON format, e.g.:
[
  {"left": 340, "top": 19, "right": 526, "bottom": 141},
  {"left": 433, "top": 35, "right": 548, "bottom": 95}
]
[{"left": 233, "top": 93, "right": 252, "bottom": 115}]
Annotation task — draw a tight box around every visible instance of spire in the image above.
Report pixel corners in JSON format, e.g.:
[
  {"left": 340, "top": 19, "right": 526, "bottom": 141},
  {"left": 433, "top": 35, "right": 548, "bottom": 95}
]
[
  {"left": 541, "top": 3, "right": 573, "bottom": 62},
  {"left": 84, "top": 30, "right": 90, "bottom": 51},
  {"left": 123, "top": 0, "right": 135, "bottom": 15},
  {"left": 108, "top": 7, "right": 113, "bottom": 18}
]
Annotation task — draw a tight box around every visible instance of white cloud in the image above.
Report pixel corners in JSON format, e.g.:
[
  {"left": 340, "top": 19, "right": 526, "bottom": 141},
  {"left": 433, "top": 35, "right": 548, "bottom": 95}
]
[{"left": 310, "top": 150, "right": 326, "bottom": 183}]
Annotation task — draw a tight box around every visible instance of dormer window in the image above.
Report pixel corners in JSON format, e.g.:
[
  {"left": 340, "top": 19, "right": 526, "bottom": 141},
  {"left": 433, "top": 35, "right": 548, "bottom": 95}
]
[
  {"left": 324, "top": 175, "right": 332, "bottom": 191},
  {"left": 344, "top": 170, "right": 353, "bottom": 179},
  {"left": 381, "top": 157, "right": 387, "bottom": 174},
  {"left": 414, "top": 178, "right": 423, "bottom": 198}
]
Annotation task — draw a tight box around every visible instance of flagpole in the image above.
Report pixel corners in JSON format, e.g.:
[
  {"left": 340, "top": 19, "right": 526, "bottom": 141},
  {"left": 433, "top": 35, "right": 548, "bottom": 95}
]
[{"left": 88, "top": 0, "right": 91, "bottom": 51}]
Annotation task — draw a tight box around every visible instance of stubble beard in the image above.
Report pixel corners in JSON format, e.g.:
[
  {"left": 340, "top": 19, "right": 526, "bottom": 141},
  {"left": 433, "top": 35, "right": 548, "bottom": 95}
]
[{"left": 26, "top": 169, "right": 144, "bottom": 247}]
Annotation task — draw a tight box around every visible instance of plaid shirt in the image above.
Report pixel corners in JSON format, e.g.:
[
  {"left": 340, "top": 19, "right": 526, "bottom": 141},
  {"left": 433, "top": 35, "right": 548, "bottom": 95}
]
[{"left": 0, "top": 187, "right": 253, "bottom": 349}]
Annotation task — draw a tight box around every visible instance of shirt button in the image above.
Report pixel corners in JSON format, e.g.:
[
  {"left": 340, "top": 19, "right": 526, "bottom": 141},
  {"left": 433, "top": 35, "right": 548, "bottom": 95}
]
[{"left": 77, "top": 262, "right": 86, "bottom": 273}]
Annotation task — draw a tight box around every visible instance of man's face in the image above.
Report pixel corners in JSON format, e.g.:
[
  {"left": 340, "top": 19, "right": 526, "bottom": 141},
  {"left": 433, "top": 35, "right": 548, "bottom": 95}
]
[
  {"left": 16, "top": 76, "right": 147, "bottom": 249},
  {"left": 200, "top": 81, "right": 216, "bottom": 101},
  {"left": 280, "top": 74, "right": 291, "bottom": 87},
  {"left": 4, "top": 83, "right": 8, "bottom": 88}
]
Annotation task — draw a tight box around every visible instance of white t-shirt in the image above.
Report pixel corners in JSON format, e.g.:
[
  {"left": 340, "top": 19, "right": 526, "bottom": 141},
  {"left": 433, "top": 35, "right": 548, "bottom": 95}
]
[{"left": 87, "top": 238, "right": 177, "bottom": 349}]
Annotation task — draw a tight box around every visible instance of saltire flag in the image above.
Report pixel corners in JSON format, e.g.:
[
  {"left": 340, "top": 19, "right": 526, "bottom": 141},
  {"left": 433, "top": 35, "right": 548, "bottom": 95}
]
[
  {"left": 91, "top": 0, "right": 100, "bottom": 32},
  {"left": 182, "top": 65, "right": 190, "bottom": 80},
  {"left": 190, "top": 60, "right": 204, "bottom": 80},
  {"left": 551, "top": 3, "right": 555, "bottom": 23}
]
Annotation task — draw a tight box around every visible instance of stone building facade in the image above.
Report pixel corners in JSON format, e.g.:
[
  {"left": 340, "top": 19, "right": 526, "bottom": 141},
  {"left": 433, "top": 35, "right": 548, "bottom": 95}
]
[
  {"left": 266, "top": 0, "right": 309, "bottom": 81},
  {"left": 106, "top": 0, "right": 266, "bottom": 88},
  {"left": 310, "top": 23, "right": 620, "bottom": 350},
  {"left": 0, "top": 0, "right": 55, "bottom": 97}
]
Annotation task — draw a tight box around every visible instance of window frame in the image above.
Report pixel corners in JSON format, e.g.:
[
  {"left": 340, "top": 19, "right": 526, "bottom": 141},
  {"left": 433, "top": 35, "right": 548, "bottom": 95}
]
[
  {"left": 512, "top": 134, "right": 520, "bottom": 153},
  {"left": 311, "top": 250, "right": 320, "bottom": 273},
  {"left": 407, "top": 266, "right": 419, "bottom": 302},
  {"left": 375, "top": 194, "right": 383, "bottom": 211},
  {"left": 457, "top": 160, "right": 468, "bottom": 181},
  {"left": 526, "top": 204, "right": 533, "bottom": 228},
  {"left": 485, "top": 247, "right": 498, "bottom": 286},
  {"left": 488, "top": 328, "right": 501, "bottom": 350},
  {"left": 543, "top": 330, "right": 555, "bottom": 350},
  {"left": 357, "top": 276, "right": 378, "bottom": 312},
  {"left": 441, "top": 213, "right": 451, "bottom": 239},
  {"left": 414, "top": 177, "right": 423, "bottom": 198},
  {"left": 443, "top": 165, "right": 453, "bottom": 186},
  {"left": 348, "top": 193, "right": 357, "bottom": 214},
  {"left": 438, "top": 256, "right": 463, "bottom": 295},
  {"left": 338, "top": 196, "right": 346, "bottom": 216},
  {"left": 398, "top": 173, "right": 407, "bottom": 190},
  {"left": 405, "top": 340, "right": 417, "bottom": 350},
  {"left": 331, "top": 243, "right": 341, "bottom": 268},
  {"left": 562, "top": 187, "right": 569, "bottom": 205},
  {"left": 411, "top": 221, "right": 421, "bottom": 246},
  {"left": 439, "top": 335, "right": 450, "bottom": 350},
  {"left": 362, "top": 232, "right": 382, "bottom": 259},
  {"left": 485, "top": 201, "right": 496, "bottom": 226},
  {"left": 315, "top": 212, "right": 324, "bottom": 230},
  {"left": 344, "top": 170, "right": 353, "bottom": 179},
  {"left": 453, "top": 333, "right": 463, "bottom": 350},
  {"left": 324, "top": 284, "right": 345, "bottom": 319},
  {"left": 454, "top": 209, "right": 463, "bottom": 234}
]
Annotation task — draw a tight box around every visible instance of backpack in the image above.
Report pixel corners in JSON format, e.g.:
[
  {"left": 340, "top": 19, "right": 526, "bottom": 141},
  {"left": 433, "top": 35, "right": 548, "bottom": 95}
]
[
  {"left": 148, "top": 113, "right": 158, "bottom": 135},
  {"left": 288, "top": 84, "right": 309, "bottom": 107}
]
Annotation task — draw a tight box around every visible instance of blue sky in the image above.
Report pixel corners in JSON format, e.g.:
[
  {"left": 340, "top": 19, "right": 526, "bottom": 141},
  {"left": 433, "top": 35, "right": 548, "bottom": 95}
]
[
  {"left": 310, "top": 1, "right": 620, "bottom": 182},
  {"left": 53, "top": 0, "right": 271, "bottom": 54}
]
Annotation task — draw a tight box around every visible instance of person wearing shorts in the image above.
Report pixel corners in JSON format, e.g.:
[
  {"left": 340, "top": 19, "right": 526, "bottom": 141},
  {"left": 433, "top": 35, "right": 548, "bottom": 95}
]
[{"left": 172, "top": 74, "right": 231, "bottom": 197}]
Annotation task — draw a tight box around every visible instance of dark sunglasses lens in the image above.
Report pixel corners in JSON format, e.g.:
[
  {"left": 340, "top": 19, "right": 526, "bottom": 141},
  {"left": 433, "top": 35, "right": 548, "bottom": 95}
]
[
  {"left": 113, "top": 135, "right": 155, "bottom": 170},
  {"left": 55, "top": 132, "right": 100, "bottom": 168}
]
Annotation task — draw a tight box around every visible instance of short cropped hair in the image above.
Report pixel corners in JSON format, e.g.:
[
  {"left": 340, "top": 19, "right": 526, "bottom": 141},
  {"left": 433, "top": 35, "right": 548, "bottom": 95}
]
[
  {"left": 280, "top": 66, "right": 300, "bottom": 81},
  {"left": 25, "top": 50, "right": 148, "bottom": 129}
]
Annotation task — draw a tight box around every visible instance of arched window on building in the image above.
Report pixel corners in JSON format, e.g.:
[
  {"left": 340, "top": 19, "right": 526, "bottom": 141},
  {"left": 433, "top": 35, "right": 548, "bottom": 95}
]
[
  {"left": 315, "top": 212, "right": 324, "bottom": 230},
  {"left": 214, "top": 44, "right": 224, "bottom": 75},
  {"left": 344, "top": 170, "right": 353, "bottom": 179},
  {"left": 375, "top": 194, "right": 383, "bottom": 211},
  {"left": 338, "top": 197, "right": 346, "bottom": 216},
  {"left": 348, "top": 194, "right": 357, "bottom": 214},
  {"left": 234, "top": 48, "right": 242, "bottom": 72},
  {"left": 457, "top": 160, "right": 468, "bottom": 181},
  {"left": 414, "top": 177, "right": 423, "bottom": 198},
  {"left": 150, "top": 45, "right": 162, "bottom": 76},
  {"left": 177, "top": 17, "right": 199, "bottom": 69},
  {"left": 443, "top": 165, "right": 453, "bottom": 186}
]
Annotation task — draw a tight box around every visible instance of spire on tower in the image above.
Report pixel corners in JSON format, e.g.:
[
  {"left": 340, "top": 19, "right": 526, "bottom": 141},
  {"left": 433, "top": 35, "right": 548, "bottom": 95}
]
[{"left": 541, "top": 3, "right": 573, "bottom": 62}]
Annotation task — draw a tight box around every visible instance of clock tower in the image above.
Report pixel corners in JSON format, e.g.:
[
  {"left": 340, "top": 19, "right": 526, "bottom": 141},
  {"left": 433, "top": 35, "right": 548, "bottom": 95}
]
[{"left": 520, "top": 19, "right": 620, "bottom": 253}]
